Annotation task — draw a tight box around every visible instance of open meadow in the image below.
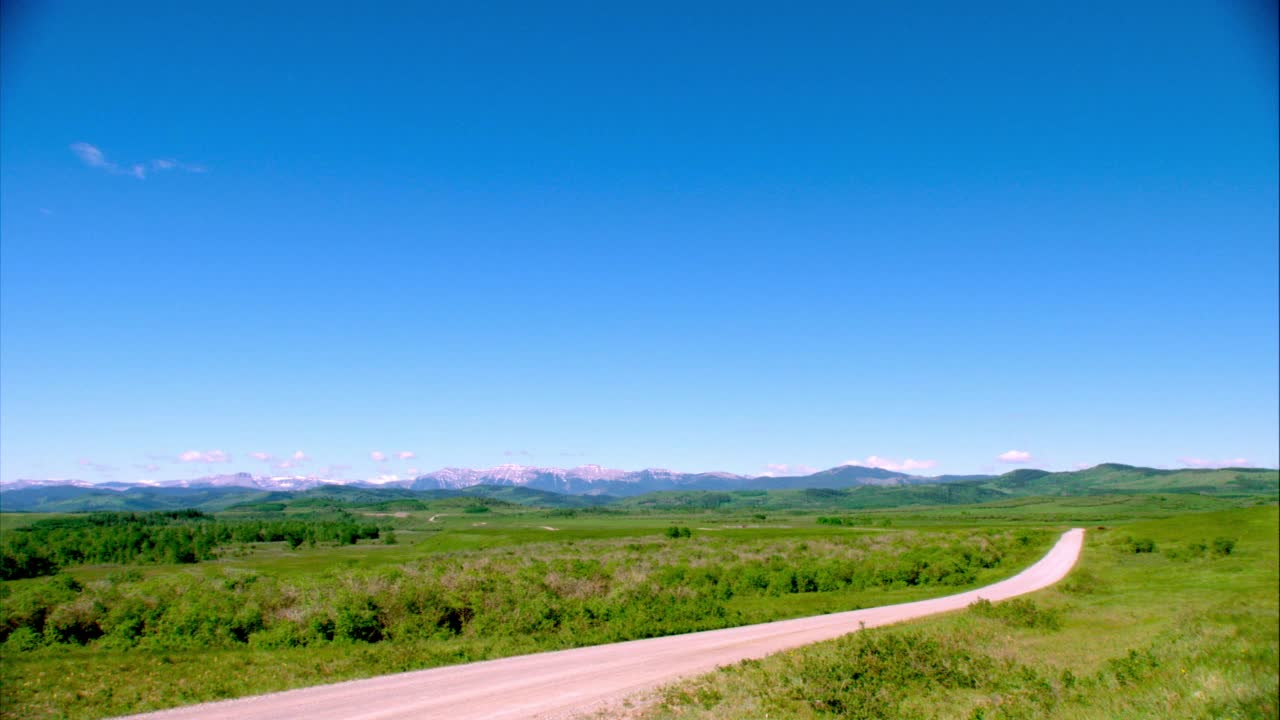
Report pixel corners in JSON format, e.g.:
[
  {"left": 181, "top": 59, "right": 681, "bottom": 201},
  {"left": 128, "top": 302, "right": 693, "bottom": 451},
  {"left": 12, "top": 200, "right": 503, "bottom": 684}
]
[
  {"left": 4, "top": 4, "right": 1276, "bottom": 718},
  {"left": 634, "top": 504, "right": 1280, "bottom": 720},
  {"left": 1, "top": 486, "right": 1275, "bottom": 719}
]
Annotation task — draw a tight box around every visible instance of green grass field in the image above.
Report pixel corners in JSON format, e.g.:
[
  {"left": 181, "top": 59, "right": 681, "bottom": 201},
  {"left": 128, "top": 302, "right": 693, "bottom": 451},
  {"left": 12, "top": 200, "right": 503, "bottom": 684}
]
[
  {"left": 1, "top": 506, "right": 1052, "bottom": 719},
  {"left": 632, "top": 504, "right": 1280, "bottom": 719},
  {"left": 2, "top": 496, "right": 1276, "bottom": 720}
]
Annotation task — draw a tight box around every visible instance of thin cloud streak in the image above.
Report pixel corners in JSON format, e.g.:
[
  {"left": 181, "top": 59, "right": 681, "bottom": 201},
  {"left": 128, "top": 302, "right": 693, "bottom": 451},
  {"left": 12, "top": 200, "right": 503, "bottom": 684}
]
[
  {"left": 178, "top": 450, "right": 231, "bottom": 463},
  {"left": 761, "top": 463, "right": 817, "bottom": 477},
  {"left": 77, "top": 458, "right": 116, "bottom": 474},
  {"left": 70, "top": 142, "right": 206, "bottom": 179},
  {"left": 843, "top": 455, "right": 938, "bottom": 473},
  {"left": 275, "top": 450, "right": 310, "bottom": 469},
  {"left": 1178, "top": 456, "right": 1249, "bottom": 469}
]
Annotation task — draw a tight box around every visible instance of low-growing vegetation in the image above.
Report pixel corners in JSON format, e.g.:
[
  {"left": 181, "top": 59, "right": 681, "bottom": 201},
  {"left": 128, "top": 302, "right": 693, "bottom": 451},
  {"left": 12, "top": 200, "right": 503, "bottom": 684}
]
[
  {"left": 968, "top": 597, "right": 1063, "bottom": 630},
  {"left": 0, "top": 525, "right": 1049, "bottom": 719},
  {"left": 627, "top": 505, "right": 1279, "bottom": 720},
  {"left": 2, "top": 485, "right": 1275, "bottom": 720}
]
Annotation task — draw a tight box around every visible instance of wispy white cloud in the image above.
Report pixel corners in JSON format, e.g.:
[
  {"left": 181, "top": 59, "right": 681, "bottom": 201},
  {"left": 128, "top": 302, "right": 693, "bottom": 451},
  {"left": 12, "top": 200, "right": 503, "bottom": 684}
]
[
  {"left": 368, "top": 474, "right": 400, "bottom": 485},
  {"left": 250, "top": 450, "right": 311, "bottom": 469},
  {"left": 397, "top": 451, "right": 416, "bottom": 460},
  {"left": 178, "top": 450, "right": 231, "bottom": 463},
  {"left": 132, "top": 463, "right": 162, "bottom": 472},
  {"left": 901, "top": 459, "right": 938, "bottom": 471},
  {"left": 370, "top": 451, "right": 388, "bottom": 462},
  {"left": 843, "top": 455, "right": 938, "bottom": 473},
  {"left": 70, "top": 142, "right": 108, "bottom": 168},
  {"left": 275, "top": 450, "right": 310, "bottom": 469},
  {"left": 77, "top": 458, "right": 116, "bottom": 474},
  {"left": 761, "top": 463, "right": 817, "bottom": 477},
  {"left": 70, "top": 142, "right": 206, "bottom": 180},
  {"left": 504, "top": 449, "right": 533, "bottom": 457},
  {"left": 1178, "top": 456, "right": 1249, "bottom": 469},
  {"left": 998, "top": 450, "right": 1033, "bottom": 464}
]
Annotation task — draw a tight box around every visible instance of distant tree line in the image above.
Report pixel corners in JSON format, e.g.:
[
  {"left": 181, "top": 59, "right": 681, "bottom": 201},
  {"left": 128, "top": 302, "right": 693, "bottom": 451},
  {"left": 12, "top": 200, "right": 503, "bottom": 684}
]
[
  {"left": 817, "top": 516, "right": 894, "bottom": 527},
  {"left": 0, "top": 511, "right": 380, "bottom": 580}
]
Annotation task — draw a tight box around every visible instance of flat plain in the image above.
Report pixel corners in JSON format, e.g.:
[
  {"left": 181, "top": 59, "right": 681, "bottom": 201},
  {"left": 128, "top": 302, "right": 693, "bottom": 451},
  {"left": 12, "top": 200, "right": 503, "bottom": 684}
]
[{"left": 1, "top": 474, "right": 1277, "bottom": 720}]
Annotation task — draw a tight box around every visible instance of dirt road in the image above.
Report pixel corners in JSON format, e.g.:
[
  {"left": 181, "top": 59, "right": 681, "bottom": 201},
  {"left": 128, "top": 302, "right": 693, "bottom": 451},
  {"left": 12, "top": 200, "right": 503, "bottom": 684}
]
[{"left": 122, "top": 528, "right": 1085, "bottom": 720}]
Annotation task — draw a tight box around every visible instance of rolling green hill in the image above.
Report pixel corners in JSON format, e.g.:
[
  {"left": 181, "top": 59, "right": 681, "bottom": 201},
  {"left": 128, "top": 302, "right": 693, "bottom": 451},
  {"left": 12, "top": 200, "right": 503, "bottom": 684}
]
[
  {"left": 2, "top": 464, "right": 1275, "bottom": 514},
  {"left": 978, "top": 463, "right": 1277, "bottom": 497},
  {"left": 0, "top": 486, "right": 273, "bottom": 513},
  {"left": 614, "top": 465, "right": 1278, "bottom": 512}
]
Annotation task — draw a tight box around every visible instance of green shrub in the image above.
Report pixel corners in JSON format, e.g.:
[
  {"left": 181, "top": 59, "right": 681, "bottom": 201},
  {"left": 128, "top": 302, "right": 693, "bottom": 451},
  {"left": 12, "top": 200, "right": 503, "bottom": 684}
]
[
  {"left": 43, "top": 597, "right": 105, "bottom": 645},
  {"left": 1211, "top": 536, "right": 1236, "bottom": 556},
  {"left": 3, "top": 626, "right": 43, "bottom": 652},
  {"left": 968, "top": 598, "right": 1062, "bottom": 630},
  {"left": 1105, "top": 648, "right": 1160, "bottom": 686},
  {"left": 248, "top": 622, "right": 309, "bottom": 649},
  {"left": 1125, "top": 536, "right": 1157, "bottom": 553},
  {"left": 334, "top": 596, "right": 383, "bottom": 643}
]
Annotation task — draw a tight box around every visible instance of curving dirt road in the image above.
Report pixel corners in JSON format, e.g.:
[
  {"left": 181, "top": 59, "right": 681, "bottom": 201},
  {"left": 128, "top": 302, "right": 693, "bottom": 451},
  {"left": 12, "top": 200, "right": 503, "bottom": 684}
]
[{"left": 122, "top": 528, "right": 1084, "bottom": 720}]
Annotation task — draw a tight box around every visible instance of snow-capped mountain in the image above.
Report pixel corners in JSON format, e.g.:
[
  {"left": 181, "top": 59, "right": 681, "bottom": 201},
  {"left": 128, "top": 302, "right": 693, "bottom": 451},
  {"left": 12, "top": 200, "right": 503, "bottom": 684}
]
[
  {"left": 408, "top": 464, "right": 665, "bottom": 494},
  {"left": 0, "top": 478, "right": 102, "bottom": 491},
  {"left": 402, "top": 464, "right": 762, "bottom": 495},
  {"left": 0, "top": 473, "right": 345, "bottom": 494},
  {"left": 0, "top": 463, "right": 955, "bottom": 498}
]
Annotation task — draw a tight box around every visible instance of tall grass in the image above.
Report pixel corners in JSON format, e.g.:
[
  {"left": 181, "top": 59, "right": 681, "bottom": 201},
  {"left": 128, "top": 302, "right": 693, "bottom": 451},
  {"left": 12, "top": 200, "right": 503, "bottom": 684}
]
[
  {"left": 0, "top": 527, "right": 1049, "bottom": 719},
  {"left": 632, "top": 505, "right": 1279, "bottom": 719}
]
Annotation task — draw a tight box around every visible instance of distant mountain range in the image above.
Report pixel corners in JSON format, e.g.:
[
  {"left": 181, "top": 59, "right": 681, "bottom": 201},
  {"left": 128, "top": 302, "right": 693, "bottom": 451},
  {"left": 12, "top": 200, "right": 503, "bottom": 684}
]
[
  {"left": 1, "top": 463, "right": 951, "bottom": 497},
  {"left": 1, "top": 463, "right": 1275, "bottom": 515}
]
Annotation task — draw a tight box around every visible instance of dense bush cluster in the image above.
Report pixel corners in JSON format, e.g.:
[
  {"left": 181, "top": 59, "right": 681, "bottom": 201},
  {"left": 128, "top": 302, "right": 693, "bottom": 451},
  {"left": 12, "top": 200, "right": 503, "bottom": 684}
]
[
  {"left": 1161, "top": 535, "right": 1238, "bottom": 562},
  {"left": 1125, "top": 536, "right": 1157, "bottom": 553},
  {"left": 0, "top": 512, "right": 381, "bottom": 580},
  {"left": 968, "top": 597, "right": 1063, "bottom": 630},
  {"left": 0, "top": 529, "right": 1042, "bottom": 655},
  {"left": 1118, "top": 533, "right": 1236, "bottom": 559}
]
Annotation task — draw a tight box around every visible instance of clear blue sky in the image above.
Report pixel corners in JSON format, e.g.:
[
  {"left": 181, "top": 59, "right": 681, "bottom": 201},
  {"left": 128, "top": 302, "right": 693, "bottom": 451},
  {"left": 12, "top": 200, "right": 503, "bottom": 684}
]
[{"left": 2, "top": 1, "right": 1276, "bottom": 483}]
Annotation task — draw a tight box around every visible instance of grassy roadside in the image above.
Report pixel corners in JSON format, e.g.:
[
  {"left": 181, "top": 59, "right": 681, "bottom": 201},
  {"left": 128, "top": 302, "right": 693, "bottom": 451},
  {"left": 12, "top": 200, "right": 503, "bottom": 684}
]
[
  {"left": 627, "top": 504, "right": 1279, "bottom": 719},
  {"left": 0, "top": 525, "right": 1053, "bottom": 720}
]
